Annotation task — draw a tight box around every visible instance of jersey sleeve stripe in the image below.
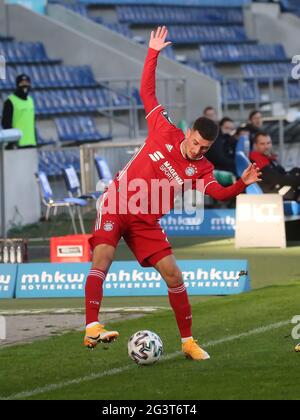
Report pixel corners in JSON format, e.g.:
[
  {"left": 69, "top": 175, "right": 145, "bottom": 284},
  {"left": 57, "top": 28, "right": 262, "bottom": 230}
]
[
  {"left": 145, "top": 104, "right": 163, "bottom": 120},
  {"left": 204, "top": 180, "right": 218, "bottom": 193}
]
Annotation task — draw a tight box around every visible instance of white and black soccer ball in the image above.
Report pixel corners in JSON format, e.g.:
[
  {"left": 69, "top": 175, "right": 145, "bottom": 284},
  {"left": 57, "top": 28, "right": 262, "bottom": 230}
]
[{"left": 128, "top": 330, "right": 163, "bottom": 365}]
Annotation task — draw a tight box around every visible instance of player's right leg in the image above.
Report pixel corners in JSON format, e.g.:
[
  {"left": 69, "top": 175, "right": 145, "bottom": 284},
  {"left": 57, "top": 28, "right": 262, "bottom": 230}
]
[
  {"left": 84, "top": 244, "right": 120, "bottom": 349},
  {"left": 84, "top": 200, "right": 124, "bottom": 349}
]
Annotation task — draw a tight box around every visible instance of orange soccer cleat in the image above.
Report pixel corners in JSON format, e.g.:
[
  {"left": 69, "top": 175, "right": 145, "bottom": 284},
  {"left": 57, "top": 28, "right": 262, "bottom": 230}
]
[
  {"left": 84, "top": 323, "right": 119, "bottom": 349},
  {"left": 182, "top": 338, "right": 210, "bottom": 361}
]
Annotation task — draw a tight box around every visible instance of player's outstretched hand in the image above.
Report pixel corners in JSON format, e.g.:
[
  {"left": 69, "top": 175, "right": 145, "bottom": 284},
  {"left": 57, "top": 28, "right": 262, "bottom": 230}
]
[
  {"left": 241, "top": 163, "right": 262, "bottom": 186},
  {"left": 149, "top": 26, "right": 172, "bottom": 52}
]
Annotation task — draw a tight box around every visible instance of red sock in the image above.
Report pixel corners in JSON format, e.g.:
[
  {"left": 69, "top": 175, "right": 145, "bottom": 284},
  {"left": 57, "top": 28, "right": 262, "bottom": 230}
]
[
  {"left": 168, "top": 284, "right": 192, "bottom": 339},
  {"left": 85, "top": 268, "right": 106, "bottom": 326}
]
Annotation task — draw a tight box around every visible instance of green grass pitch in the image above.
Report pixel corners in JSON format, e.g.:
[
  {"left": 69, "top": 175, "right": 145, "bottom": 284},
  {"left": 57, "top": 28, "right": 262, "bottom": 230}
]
[{"left": 0, "top": 237, "right": 300, "bottom": 400}]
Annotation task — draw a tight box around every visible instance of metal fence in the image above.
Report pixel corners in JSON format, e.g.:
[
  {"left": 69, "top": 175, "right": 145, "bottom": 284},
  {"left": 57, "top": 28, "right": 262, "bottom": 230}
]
[
  {"left": 97, "top": 76, "right": 188, "bottom": 139},
  {"left": 221, "top": 75, "right": 300, "bottom": 119},
  {"left": 80, "top": 141, "right": 144, "bottom": 196}
]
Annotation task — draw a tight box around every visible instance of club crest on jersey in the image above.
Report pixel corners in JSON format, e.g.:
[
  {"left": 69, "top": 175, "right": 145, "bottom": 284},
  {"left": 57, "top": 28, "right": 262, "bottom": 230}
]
[
  {"left": 185, "top": 165, "right": 198, "bottom": 177},
  {"left": 103, "top": 221, "right": 114, "bottom": 232}
]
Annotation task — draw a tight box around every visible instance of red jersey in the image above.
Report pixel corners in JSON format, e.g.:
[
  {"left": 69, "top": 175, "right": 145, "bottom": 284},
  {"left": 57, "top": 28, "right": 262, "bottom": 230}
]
[
  {"left": 103, "top": 48, "right": 246, "bottom": 220},
  {"left": 250, "top": 150, "right": 277, "bottom": 170}
]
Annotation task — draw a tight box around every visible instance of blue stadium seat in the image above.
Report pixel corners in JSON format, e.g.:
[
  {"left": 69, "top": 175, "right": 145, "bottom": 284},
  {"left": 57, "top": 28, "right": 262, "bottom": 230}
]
[
  {"left": 78, "top": 0, "right": 250, "bottom": 6},
  {"left": 168, "top": 25, "right": 248, "bottom": 44},
  {"left": 63, "top": 165, "right": 100, "bottom": 201},
  {"left": 131, "top": 88, "right": 143, "bottom": 105},
  {"left": 281, "top": 0, "right": 300, "bottom": 16},
  {"left": 200, "top": 43, "right": 287, "bottom": 63},
  {"left": 0, "top": 41, "right": 52, "bottom": 64},
  {"left": 60, "top": 3, "right": 89, "bottom": 17},
  {"left": 241, "top": 63, "right": 294, "bottom": 82},
  {"left": 236, "top": 135, "right": 265, "bottom": 194},
  {"left": 116, "top": 5, "right": 244, "bottom": 25},
  {"left": 161, "top": 45, "right": 176, "bottom": 60},
  {"left": 0, "top": 65, "right": 16, "bottom": 90},
  {"left": 10, "top": 64, "right": 96, "bottom": 89},
  {"left": 38, "top": 149, "right": 81, "bottom": 177},
  {"left": 284, "top": 201, "right": 300, "bottom": 216},
  {"left": 187, "top": 61, "right": 223, "bottom": 80},
  {"left": 288, "top": 83, "right": 300, "bottom": 100},
  {"left": 222, "top": 79, "right": 259, "bottom": 103},
  {"left": 36, "top": 170, "right": 86, "bottom": 234},
  {"left": 55, "top": 116, "right": 111, "bottom": 144},
  {"left": 32, "top": 87, "right": 130, "bottom": 116},
  {"left": 95, "top": 156, "right": 113, "bottom": 184}
]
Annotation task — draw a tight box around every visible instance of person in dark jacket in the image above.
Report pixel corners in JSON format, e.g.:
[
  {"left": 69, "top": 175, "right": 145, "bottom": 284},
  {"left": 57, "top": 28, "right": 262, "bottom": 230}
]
[
  {"left": 250, "top": 131, "right": 300, "bottom": 201},
  {"left": 245, "top": 110, "right": 264, "bottom": 147},
  {"left": 1, "top": 73, "right": 37, "bottom": 149},
  {"left": 205, "top": 117, "right": 237, "bottom": 174}
]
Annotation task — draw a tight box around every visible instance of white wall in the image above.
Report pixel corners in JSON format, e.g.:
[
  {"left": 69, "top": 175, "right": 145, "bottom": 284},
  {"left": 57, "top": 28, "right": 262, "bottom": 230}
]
[
  {"left": 245, "top": 3, "right": 300, "bottom": 57},
  {"left": 0, "top": 0, "right": 8, "bottom": 35},
  {"left": 1, "top": 148, "right": 41, "bottom": 233}
]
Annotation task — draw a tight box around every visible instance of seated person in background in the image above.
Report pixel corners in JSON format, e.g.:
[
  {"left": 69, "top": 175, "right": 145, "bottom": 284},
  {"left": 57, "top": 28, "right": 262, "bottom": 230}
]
[
  {"left": 245, "top": 110, "right": 264, "bottom": 147},
  {"left": 234, "top": 126, "right": 250, "bottom": 141},
  {"left": 250, "top": 131, "right": 300, "bottom": 201},
  {"left": 205, "top": 117, "right": 237, "bottom": 175},
  {"left": 203, "top": 106, "right": 218, "bottom": 123}
]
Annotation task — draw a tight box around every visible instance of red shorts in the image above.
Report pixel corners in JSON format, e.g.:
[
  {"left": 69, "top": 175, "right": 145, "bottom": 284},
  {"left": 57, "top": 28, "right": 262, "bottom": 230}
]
[{"left": 89, "top": 203, "right": 172, "bottom": 268}]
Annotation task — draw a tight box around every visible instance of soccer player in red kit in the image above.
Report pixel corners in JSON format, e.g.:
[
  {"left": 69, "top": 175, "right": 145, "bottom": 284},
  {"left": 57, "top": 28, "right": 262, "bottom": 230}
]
[{"left": 84, "top": 27, "right": 262, "bottom": 360}]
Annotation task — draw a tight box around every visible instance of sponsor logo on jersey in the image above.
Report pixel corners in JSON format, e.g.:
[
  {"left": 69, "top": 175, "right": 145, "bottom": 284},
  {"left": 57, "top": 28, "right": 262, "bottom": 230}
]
[
  {"left": 185, "top": 165, "right": 198, "bottom": 177},
  {"left": 160, "top": 161, "right": 184, "bottom": 186},
  {"left": 165, "top": 144, "right": 173, "bottom": 153},
  {"left": 149, "top": 151, "right": 165, "bottom": 162}
]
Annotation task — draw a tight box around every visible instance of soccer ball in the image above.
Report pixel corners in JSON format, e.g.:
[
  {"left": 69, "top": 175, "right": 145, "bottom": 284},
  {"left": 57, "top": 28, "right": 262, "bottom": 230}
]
[
  {"left": 128, "top": 330, "right": 163, "bottom": 365},
  {"left": 295, "top": 343, "right": 300, "bottom": 352}
]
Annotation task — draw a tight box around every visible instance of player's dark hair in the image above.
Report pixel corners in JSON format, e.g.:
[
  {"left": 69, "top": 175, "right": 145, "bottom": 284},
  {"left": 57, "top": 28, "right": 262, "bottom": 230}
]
[
  {"left": 254, "top": 131, "right": 269, "bottom": 143},
  {"left": 249, "top": 110, "right": 261, "bottom": 121},
  {"left": 219, "top": 117, "right": 233, "bottom": 128},
  {"left": 193, "top": 116, "right": 219, "bottom": 142}
]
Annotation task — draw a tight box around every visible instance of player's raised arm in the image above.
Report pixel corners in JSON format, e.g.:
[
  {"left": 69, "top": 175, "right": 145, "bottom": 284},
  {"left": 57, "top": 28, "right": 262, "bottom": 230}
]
[{"left": 140, "top": 27, "right": 172, "bottom": 118}]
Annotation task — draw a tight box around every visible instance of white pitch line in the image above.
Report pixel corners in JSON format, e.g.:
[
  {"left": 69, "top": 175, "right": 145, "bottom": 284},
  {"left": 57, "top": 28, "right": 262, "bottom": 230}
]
[
  {"left": 0, "top": 307, "right": 168, "bottom": 316},
  {"left": 0, "top": 319, "right": 291, "bottom": 401}
]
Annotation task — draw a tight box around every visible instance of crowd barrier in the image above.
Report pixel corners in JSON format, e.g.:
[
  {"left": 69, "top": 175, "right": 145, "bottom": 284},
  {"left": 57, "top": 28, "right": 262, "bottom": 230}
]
[{"left": 0, "top": 259, "right": 250, "bottom": 299}]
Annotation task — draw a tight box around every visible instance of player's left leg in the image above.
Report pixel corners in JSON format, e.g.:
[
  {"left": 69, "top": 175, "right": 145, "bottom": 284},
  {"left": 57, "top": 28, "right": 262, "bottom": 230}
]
[
  {"left": 124, "top": 221, "right": 209, "bottom": 360},
  {"left": 154, "top": 255, "right": 210, "bottom": 361}
]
